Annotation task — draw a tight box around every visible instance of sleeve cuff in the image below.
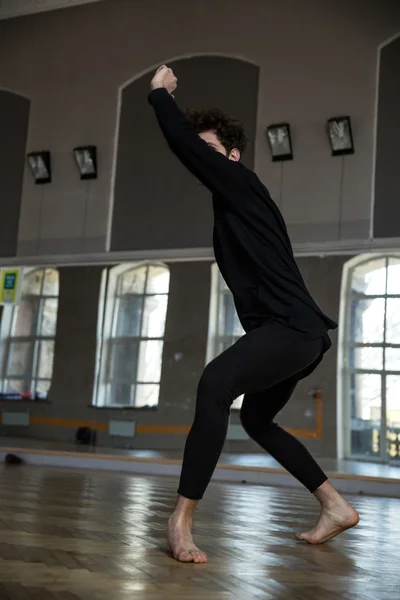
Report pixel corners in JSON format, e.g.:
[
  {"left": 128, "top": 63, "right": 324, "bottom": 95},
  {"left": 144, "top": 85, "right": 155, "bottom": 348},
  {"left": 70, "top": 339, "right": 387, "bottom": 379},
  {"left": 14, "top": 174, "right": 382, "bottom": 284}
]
[{"left": 148, "top": 87, "right": 170, "bottom": 106}]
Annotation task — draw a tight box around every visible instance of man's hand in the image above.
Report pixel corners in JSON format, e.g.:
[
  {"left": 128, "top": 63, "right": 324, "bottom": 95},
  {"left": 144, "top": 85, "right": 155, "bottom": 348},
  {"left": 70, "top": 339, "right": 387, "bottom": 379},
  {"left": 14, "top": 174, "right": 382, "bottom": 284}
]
[{"left": 150, "top": 65, "right": 177, "bottom": 96}]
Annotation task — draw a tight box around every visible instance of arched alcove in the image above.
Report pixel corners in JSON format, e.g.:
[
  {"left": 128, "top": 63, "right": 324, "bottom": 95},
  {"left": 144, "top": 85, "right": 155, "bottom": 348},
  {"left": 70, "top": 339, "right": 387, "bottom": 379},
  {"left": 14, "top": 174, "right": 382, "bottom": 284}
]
[
  {"left": 373, "top": 34, "right": 400, "bottom": 238},
  {"left": 0, "top": 89, "right": 30, "bottom": 257},
  {"left": 110, "top": 55, "right": 259, "bottom": 252}
]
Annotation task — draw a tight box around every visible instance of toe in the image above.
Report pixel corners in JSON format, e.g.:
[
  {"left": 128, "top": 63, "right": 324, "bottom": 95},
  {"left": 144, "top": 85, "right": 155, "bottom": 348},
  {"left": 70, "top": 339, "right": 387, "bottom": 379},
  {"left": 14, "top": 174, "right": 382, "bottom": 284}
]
[
  {"left": 194, "top": 551, "right": 208, "bottom": 563},
  {"left": 192, "top": 553, "right": 201, "bottom": 563},
  {"left": 193, "top": 551, "right": 207, "bottom": 564},
  {"left": 177, "top": 550, "right": 194, "bottom": 562}
]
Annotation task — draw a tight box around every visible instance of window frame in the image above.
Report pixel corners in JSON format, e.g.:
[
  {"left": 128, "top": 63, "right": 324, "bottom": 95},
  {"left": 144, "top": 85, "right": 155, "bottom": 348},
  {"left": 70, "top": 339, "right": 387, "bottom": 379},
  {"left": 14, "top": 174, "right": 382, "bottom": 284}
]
[
  {"left": 206, "top": 263, "right": 244, "bottom": 409},
  {"left": 0, "top": 267, "right": 59, "bottom": 398},
  {"left": 94, "top": 262, "right": 169, "bottom": 408},
  {"left": 338, "top": 254, "right": 400, "bottom": 462}
]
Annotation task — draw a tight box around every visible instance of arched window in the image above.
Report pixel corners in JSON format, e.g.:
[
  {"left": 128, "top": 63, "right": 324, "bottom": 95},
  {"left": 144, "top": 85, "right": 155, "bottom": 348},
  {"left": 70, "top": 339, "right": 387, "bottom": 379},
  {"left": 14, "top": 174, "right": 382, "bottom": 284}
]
[
  {"left": 340, "top": 255, "right": 400, "bottom": 463},
  {"left": 207, "top": 263, "right": 244, "bottom": 409},
  {"left": 0, "top": 268, "right": 59, "bottom": 399},
  {"left": 95, "top": 263, "right": 170, "bottom": 407}
]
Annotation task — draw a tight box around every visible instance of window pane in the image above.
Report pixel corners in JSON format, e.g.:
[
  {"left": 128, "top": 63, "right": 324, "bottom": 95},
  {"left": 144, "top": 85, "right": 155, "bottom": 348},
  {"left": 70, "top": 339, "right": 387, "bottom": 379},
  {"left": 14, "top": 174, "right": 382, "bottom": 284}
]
[
  {"left": 13, "top": 298, "right": 39, "bottom": 336},
  {"left": 233, "top": 318, "right": 243, "bottom": 338},
  {"left": 7, "top": 341, "right": 32, "bottom": 377},
  {"left": 351, "top": 258, "right": 387, "bottom": 295},
  {"left": 220, "top": 277, "right": 229, "bottom": 291},
  {"left": 350, "top": 373, "right": 381, "bottom": 458},
  {"left": 220, "top": 293, "right": 243, "bottom": 337},
  {"left": 21, "top": 270, "right": 43, "bottom": 296},
  {"left": 35, "top": 379, "right": 51, "bottom": 395},
  {"left": 386, "top": 375, "right": 400, "bottom": 419},
  {"left": 385, "top": 348, "right": 400, "bottom": 372},
  {"left": 37, "top": 341, "right": 55, "bottom": 379},
  {"left": 141, "top": 295, "right": 168, "bottom": 338},
  {"left": 42, "top": 268, "right": 59, "bottom": 296},
  {"left": 349, "top": 347, "right": 383, "bottom": 370},
  {"left": 350, "top": 298, "right": 385, "bottom": 343},
  {"left": 116, "top": 295, "right": 143, "bottom": 337},
  {"left": 137, "top": 340, "right": 163, "bottom": 382},
  {"left": 109, "top": 382, "right": 134, "bottom": 405},
  {"left": 387, "top": 258, "right": 400, "bottom": 295},
  {"left": 218, "top": 338, "right": 240, "bottom": 355},
  {"left": 385, "top": 299, "right": 400, "bottom": 344},
  {"left": 110, "top": 342, "right": 138, "bottom": 379},
  {"left": 40, "top": 298, "right": 58, "bottom": 336},
  {"left": 135, "top": 384, "right": 160, "bottom": 407},
  {"left": 5, "top": 379, "right": 26, "bottom": 394},
  {"left": 146, "top": 266, "right": 170, "bottom": 294},
  {"left": 386, "top": 375, "right": 400, "bottom": 462},
  {"left": 121, "top": 267, "right": 146, "bottom": 295},
  {"left": 231, "top": 395, "right": 244, "bottom": 410},
  {"left": 351, "top": 373, "right": 381, "bottom": 421}
]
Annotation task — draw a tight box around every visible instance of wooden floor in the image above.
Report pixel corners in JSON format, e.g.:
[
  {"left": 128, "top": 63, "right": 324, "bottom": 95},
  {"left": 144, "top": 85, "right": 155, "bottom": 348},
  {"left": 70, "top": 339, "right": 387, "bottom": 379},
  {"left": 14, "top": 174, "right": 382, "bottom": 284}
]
[{"left": 0, "top": 466, "right": 399, "bottom": 600}]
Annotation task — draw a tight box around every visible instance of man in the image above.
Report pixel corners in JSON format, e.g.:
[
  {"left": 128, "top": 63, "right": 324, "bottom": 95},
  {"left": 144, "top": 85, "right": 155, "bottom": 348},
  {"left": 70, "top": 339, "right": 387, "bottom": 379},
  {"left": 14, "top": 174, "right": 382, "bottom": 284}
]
[{"left": 148, "top": 65, "right": 359, "bottom": 564}]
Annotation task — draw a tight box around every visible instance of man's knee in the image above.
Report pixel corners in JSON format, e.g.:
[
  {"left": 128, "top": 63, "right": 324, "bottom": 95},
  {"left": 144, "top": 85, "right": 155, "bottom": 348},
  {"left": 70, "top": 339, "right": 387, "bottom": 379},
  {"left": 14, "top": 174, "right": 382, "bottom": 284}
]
[
  {"left": 239, "top": 405, "right": 255, "bottom": 435},
  {"left": 240, "top": 406, "right": 275, "bottom": 437},
  {"left": 197, "top": 362, "right": 236, "bottom": 408}
]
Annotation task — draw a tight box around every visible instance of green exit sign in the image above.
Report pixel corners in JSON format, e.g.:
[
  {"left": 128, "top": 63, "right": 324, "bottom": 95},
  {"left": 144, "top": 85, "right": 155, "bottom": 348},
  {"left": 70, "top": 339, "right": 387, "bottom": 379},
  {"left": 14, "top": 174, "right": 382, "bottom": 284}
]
[{"left": 4, "top": 274, "right": 16, "bottom": 290}]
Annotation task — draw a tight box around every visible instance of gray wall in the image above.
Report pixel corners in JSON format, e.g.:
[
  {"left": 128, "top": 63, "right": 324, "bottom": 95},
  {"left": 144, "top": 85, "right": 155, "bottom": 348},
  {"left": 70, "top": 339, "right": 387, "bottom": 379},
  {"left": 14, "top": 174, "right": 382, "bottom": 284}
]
[
  {"left": 0, "top": 0, "right": 398, "bottom": 257},
  {"left": 49, "top": 266, "right": 103, "bottom": 412},
  {"left": 374, "top": 35, "right": 400, "bottom": 238},
  {"left": 0, "top": 256, "right": 347, "bottom": 457},
  {"left": 0, "top": 90, "right": 30, "bottom": 256},
  {"left": 154, "top": 262, "right": 211, "bottom": 447},
  {"left": 112, "top": 56, "right": 258, "bottom": 251}
]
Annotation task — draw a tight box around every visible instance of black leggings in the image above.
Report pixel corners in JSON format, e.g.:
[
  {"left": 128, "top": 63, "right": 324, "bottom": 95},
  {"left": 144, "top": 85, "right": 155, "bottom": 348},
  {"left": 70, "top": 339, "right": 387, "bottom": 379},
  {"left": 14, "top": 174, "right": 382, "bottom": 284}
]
[{"left": 178, "top": 322, "right": 328, "bottom": 500}]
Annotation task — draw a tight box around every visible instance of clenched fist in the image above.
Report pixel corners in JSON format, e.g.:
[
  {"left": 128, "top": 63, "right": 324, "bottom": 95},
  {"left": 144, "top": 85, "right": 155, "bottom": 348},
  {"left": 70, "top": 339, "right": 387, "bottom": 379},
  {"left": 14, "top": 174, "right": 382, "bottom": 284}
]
[{"left": 150, "top": 65, "right": 177, "bottom": 96}]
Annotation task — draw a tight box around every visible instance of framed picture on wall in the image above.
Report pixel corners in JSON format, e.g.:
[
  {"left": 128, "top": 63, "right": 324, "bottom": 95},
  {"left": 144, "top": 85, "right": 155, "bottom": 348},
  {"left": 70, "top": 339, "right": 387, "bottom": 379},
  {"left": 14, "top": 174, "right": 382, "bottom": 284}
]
[
  {"left": 266, "top": 123, "right": 293, "bottom": 161},
  {"left": 327, "top": 116, "right": 354, "bottom": 156}
]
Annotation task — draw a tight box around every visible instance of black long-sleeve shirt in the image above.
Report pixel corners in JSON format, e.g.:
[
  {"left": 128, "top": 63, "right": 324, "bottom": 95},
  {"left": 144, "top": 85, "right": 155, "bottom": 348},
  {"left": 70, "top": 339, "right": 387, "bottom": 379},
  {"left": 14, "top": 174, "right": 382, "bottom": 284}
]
[{"left": 149, "top": 88, "right": 337, "bottom": 347}]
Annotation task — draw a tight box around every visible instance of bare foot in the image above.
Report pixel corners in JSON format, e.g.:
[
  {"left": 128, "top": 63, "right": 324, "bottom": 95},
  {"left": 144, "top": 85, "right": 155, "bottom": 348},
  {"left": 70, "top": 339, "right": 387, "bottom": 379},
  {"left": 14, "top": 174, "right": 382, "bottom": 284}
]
[
  {"left": 167, "top": 514, "right": 208, "bottom": 563},
  {"left": 296, "top": 499, "right": 359, "bottom": 544}
]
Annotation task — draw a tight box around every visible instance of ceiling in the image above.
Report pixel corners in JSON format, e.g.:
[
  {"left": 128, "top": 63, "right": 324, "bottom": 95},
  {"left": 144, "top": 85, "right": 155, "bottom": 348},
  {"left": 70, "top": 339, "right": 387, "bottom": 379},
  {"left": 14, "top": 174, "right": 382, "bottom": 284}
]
[{"left": 0, "top": 0, "right": 104, "bottom": 20}]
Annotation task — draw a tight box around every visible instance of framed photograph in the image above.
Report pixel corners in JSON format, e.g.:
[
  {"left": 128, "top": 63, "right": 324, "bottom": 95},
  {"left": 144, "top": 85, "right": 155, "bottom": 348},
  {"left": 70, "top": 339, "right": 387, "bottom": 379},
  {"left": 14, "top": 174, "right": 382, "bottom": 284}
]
[
  {"left": 267, "top": 123, "right": 293, "bottom": 161},
  {"left": 327, "top": 116, "right": 354, "bottom": 156},
  {"left": 27, "top": 151, "right": 51, "bottom": 184},
  {"left": 73, "top": 145, "right": 98, "bottom": 180}
]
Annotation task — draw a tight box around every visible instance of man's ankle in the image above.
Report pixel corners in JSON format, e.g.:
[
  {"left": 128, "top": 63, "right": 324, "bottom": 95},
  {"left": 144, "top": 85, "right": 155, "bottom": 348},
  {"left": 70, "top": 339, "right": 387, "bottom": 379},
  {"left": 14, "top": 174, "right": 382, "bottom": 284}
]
[
  {"left": 314, "top": 480, "right": 344, "bottom": 508},
  {"left": 170, "top": 511, "right": 193, "bottom": 527}
]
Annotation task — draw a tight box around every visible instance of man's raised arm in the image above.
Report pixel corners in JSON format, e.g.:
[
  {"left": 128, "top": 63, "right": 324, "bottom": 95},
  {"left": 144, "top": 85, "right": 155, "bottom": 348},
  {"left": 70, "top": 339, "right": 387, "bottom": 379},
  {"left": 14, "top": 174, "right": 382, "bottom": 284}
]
[{"left": 148, "top": 66, "right": 247, "bottom": 198}]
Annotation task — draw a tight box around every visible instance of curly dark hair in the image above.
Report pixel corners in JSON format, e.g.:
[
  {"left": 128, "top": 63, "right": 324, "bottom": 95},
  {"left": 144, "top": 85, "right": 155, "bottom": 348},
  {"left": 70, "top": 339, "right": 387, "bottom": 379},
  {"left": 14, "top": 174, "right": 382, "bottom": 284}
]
[{"left": 185, "top": 108, "right": 248, "bottom": 156}]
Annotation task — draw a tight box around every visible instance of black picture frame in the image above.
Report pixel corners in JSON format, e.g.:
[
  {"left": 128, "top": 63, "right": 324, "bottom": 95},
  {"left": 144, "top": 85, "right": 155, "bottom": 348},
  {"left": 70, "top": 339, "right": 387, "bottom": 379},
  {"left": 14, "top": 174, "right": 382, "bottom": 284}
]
[
  {"left": 27, "top": 151, "right": 51, "bottom": 184},
  {"left": 73, "top": 145, "right": 98, "bottom": 180},
  {"left": 266, "top": 123, "right": 293, "bottom": 162},
  {"left": 327, "top": 116, "right": 354, "bottom": 156}
]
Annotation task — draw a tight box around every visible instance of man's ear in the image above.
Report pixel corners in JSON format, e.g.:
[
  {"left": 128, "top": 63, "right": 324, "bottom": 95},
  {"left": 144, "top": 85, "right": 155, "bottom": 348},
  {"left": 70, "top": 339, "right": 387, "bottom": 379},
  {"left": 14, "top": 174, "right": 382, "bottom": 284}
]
[{"left": 229, "top": 148, "right": 241, "bottom": 162}]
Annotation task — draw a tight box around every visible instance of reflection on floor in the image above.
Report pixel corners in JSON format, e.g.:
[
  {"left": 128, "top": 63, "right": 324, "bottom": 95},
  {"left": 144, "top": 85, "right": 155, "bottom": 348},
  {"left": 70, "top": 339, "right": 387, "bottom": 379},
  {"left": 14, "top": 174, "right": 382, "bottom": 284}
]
[
  {"left": 1, "top": 436, "right": 400, "bottom": 478},
  {"left": 1, "top": 465, "right": 399, "bottom": 599}
]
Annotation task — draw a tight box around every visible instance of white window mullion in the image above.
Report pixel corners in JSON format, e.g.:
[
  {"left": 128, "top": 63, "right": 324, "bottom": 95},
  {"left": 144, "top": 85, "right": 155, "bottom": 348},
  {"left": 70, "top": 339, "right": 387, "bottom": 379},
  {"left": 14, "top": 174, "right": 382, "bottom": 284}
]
[
  {"left": 134, "top": 266, "right": 150, "bottom": 403},
  {"left": 380, "top": 259, "right": 389, "bottom": 461},
  {"left": 31, "top": 295, "right": 45, "bottom": 389}
]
